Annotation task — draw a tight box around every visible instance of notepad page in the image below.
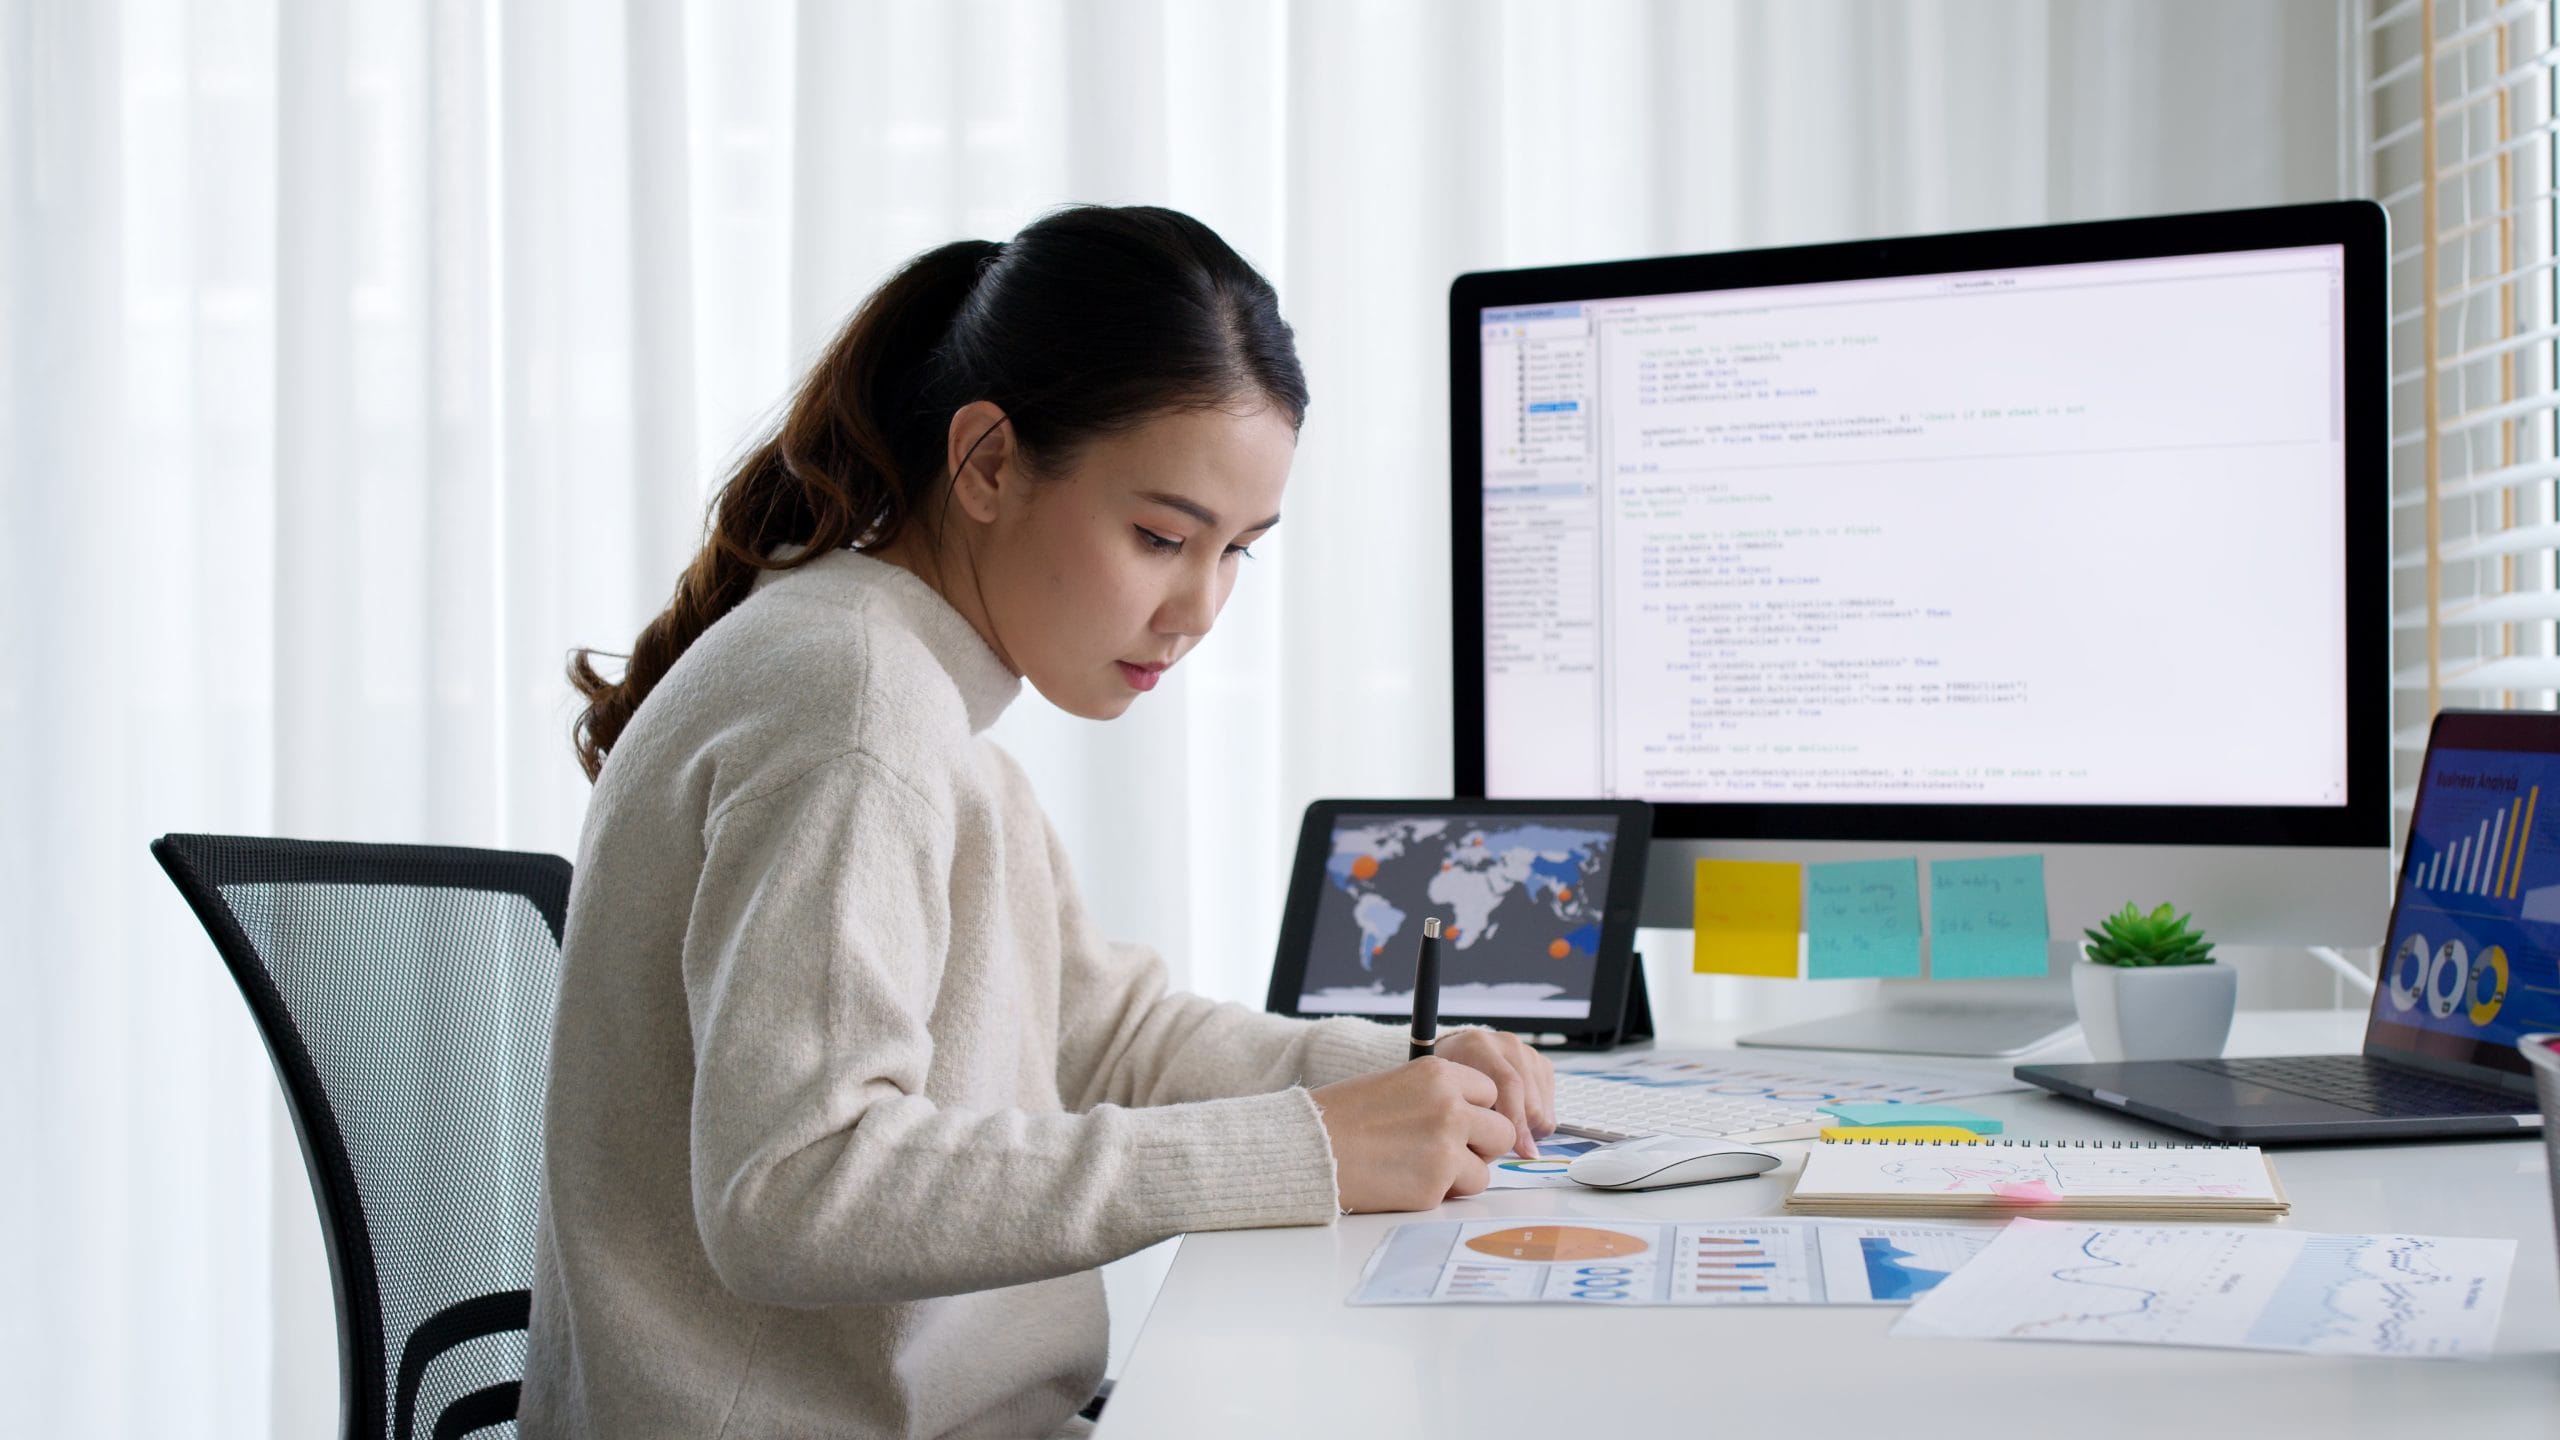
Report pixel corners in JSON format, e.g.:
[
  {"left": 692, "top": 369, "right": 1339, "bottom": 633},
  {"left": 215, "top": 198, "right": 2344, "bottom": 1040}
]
[{"left": 1793, "top": 1140, "right": 2280, "bottom": 1205}]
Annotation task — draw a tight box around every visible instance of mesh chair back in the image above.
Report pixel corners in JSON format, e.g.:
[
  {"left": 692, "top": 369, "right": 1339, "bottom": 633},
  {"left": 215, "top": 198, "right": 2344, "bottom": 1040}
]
[{"left": 153, "top": 834, "right": 571, "bottom": 1440}]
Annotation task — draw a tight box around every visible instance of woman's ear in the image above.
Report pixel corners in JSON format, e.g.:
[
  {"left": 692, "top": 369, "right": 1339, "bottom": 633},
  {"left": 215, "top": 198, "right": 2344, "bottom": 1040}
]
[{"left": 945, "top": 400, "right": 1014, "bottom": 525}]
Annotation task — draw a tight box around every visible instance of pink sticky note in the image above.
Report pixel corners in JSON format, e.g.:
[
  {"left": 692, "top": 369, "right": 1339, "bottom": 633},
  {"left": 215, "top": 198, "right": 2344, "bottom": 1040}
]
[{"left": 1988, "top": 1179, "right": 2064, "bottom": 1204}]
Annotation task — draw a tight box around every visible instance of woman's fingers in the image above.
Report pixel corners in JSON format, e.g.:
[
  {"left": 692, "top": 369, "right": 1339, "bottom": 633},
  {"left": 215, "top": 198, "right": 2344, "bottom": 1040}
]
[
  {"left": 1464, "top": 1103, "right": 1520, "bottom": 1163},
  {"left": 1519, "top": 1041, "right": 1556, "bottom": 1138},
  {"left": 1489, "top": 1058, "right": 1536, "bottom": 1159},
  {"left": 1441, "top": 1029, "right": 1541, "bottom": 1158}
]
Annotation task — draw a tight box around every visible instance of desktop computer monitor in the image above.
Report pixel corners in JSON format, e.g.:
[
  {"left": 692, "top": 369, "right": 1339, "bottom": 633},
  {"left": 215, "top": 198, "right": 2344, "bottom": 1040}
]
[{"left": 1449, "top": 201, "right": 2393, "bottom": 1055}]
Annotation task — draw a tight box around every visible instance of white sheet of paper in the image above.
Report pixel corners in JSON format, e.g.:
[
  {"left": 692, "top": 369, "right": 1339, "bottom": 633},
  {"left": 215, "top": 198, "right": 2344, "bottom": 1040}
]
[
  {"left": 1555, "top": 1050, "right": 2030, "bottom": 1104},
  {"left": 1891, "top": 1218, "right": 2516, "bottom": 1359},
  {"left": 1349, "top": 1218, "right": 1995, "bottom": 1306}
]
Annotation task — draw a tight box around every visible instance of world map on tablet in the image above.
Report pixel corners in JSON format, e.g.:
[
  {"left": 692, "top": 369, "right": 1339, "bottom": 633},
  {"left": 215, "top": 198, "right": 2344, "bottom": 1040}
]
[{"left": 1295, "top": 813, "right": 1622, "bottom": 1021}]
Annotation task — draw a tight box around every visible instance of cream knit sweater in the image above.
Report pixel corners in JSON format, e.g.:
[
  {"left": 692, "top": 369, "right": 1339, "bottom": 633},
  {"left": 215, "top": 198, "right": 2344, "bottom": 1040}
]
[{"left": 520, "top": 547, "right": 1410, "bottom": 1439}]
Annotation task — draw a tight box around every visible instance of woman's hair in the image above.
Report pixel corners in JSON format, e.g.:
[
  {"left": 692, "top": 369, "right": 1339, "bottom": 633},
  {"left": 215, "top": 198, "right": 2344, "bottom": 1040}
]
[{"left": 567, "top": 205, "right": 1309, "bottom": 782}]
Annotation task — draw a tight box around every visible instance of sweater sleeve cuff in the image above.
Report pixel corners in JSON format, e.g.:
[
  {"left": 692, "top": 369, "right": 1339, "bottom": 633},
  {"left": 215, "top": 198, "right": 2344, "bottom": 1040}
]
[
  {"left": 1117, "top": 1088, "right": 1341, "bottom": 1237},
  {"left": 1298, "top": 1017, "right": 1415, "bottom": 1089}
]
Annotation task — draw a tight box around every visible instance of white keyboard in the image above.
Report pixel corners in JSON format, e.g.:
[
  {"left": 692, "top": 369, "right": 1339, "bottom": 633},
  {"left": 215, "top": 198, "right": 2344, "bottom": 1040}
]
[{"left": 1552, "top": 1072, "right": 1829, "bottom": 1144}]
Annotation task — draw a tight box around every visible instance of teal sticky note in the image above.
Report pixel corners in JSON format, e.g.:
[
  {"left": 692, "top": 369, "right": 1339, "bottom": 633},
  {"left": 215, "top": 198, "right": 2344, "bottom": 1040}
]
[
  {"left": 1928, "top": 854, "right": 2051, "bottom": 979},
  {"left": 1805, "top": 859, "right": 1923, "bottom": 979},
  {"left": 1816, "top": 1102, "right": 2004, "bottom": 1134}
]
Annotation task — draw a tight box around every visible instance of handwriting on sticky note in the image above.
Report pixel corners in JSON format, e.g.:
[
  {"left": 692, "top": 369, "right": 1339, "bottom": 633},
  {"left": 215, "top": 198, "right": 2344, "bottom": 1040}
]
[
  {"left": 1928, "top": 855, "right": 2051, "bottom": 979},
  {"left": 1805, "top": 858, "right": 1923, "bottom": 979},
  {"left": 1693, "top": 858, "right": 1801, "bottom": 977}
]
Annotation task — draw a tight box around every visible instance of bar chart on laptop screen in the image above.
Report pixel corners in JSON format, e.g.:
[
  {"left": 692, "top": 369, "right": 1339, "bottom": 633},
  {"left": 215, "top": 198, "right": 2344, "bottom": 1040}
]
[{"left": 2385, "top": 747, "right": 2560, "bottom": 1047}]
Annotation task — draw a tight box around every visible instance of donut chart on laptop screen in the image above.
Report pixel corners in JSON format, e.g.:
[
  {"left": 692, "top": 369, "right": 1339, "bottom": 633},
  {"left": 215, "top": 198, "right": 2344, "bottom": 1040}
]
[{"left": 2383, "top": 746, "right": 2560, "bottom": 1052}]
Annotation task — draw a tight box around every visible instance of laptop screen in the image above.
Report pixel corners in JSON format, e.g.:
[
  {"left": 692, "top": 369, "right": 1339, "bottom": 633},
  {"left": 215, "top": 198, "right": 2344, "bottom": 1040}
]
[{"left": 2371, "top": 734, "right": 2560, "bottom": 1077}]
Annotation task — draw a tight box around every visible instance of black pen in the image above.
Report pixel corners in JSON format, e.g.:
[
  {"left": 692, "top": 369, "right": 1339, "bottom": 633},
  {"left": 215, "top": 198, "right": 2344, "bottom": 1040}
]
[{"left": 1408, "top": 917, "right": 1442, "bottom": 1061}]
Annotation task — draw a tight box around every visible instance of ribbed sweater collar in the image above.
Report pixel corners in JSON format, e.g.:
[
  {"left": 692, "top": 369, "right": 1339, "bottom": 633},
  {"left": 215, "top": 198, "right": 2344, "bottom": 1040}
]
[{"left": 753, "top": 546, "right": 1022, "bottom": 734}]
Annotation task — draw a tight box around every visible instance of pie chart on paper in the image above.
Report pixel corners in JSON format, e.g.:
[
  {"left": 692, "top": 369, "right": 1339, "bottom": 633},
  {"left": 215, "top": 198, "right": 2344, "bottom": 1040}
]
[{"left": 1464, "top": 1225, "right": 1650, "bottom": 1262}]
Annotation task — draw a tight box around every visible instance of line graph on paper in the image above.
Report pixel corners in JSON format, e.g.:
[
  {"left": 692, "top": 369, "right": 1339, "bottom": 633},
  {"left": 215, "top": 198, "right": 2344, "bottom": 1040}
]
[
  {"left": 2008, "top": 1226, "right": 2238, "bottom": 1338},
  {"left": 2239, "top": 1234, "right": 2489, "bottom": 1355},
  {"left": 1889, "top": 1219, "right": 2516, "bottom": 1359},
  {"left": 1862, "top": 1150, "right": 2266, "bottom": 1199}
]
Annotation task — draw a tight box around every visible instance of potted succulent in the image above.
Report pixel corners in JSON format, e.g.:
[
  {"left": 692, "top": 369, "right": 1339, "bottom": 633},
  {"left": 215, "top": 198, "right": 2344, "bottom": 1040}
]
[{"left": 2072, "top": 903, "right": 2237, "bottom": 1062}]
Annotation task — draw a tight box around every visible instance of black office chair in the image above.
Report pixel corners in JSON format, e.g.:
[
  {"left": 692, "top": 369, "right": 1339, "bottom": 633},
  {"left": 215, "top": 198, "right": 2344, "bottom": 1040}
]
[{"left": 152, "top": 834, "right": 572, "bottom": 1440}]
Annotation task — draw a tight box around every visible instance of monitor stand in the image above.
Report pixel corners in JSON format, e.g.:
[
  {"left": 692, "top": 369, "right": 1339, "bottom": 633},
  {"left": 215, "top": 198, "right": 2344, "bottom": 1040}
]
[{"left": 1736, "top": 976, "right": 2081, "bottom": 1058}]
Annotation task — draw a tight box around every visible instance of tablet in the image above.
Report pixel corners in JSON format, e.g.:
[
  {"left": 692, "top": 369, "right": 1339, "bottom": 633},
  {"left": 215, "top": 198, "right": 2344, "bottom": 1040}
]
[{"left": 1266, "top": 799, "right": 1653, "bottom": 1044}]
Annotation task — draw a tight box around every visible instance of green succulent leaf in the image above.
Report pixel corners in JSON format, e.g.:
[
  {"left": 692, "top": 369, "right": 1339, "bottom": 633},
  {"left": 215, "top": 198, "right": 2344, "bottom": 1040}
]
[{"left": 2083, "top": 901, "right": 2218, "bottom": 967}]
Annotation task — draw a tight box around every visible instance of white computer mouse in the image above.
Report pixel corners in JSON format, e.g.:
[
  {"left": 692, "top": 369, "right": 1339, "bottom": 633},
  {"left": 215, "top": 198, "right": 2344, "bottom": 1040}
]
[{"left": 1565, "top": 1135, "right": 1784, "bottom": 1191}]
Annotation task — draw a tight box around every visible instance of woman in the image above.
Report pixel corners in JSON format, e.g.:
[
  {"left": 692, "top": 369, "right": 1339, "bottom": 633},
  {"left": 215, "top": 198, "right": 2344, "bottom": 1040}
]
[{"left": 523, "top": 205, "right": 1556, "bottom": 1440}]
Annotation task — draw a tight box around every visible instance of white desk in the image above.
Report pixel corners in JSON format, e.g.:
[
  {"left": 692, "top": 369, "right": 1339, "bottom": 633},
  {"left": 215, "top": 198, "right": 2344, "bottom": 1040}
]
[{"left": 1097, "top": 1012, "right": 2560, "bottom": 1437}]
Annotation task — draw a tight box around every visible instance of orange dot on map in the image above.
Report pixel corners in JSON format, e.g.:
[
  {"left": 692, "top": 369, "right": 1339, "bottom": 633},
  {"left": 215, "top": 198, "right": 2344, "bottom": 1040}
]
[
  {"left": 1447, "top": 928, "right": 1461, "bottom": 942},
  {"left": 1548, "top": 938, "right": 1570, "bottom": 959},
  {"left": 1556, "top": 886, "right": 1572, "bottom": 901},
  {"left": 1350, "top": 855, "right": 1379, "bottom": 881},
  {"left": 1370, "top": 945, "right": 1382, "bottom": 958}
]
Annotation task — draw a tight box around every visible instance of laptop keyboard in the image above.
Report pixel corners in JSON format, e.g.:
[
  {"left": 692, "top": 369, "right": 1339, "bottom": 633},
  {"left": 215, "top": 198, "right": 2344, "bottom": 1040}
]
[
  {"left": 2184, "top": 1056, "right": 2529, "bottom": 1117},
  {"left": 1551, "top": 1072, "right": 1828, "bottom": 1144}
]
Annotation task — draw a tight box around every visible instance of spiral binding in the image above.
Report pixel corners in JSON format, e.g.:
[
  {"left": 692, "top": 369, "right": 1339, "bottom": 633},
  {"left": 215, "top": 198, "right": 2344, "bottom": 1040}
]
[{"left": 1826, "top": 1137, "right": 2243, "bottom": 1148}]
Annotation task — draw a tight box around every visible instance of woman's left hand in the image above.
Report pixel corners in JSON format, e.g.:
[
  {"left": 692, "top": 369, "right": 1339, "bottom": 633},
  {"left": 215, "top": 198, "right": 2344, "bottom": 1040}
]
[{"left": 1428, "top": 1029, "right": 1555, "bottom": 1160}]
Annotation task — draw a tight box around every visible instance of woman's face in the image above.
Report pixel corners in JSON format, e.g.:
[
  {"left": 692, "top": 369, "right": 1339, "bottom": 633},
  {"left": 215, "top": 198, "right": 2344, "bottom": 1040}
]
[{"left": 946, "top": 400, "right": 1297, "bottom": 721}]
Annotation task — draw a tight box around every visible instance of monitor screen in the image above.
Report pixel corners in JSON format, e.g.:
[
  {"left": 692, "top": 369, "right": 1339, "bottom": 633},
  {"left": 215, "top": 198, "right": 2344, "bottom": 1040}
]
[
  {"left": 1451, "top": 204, "right": 2389, "bottom": 860},
  {"left": 2374, "top": 744, "right": 2560, "bottom": 1072},
  {"left": 1293, "top": 810, "right": 1630, "bottom": 1021},
  {"left": 1479, "top": 249, "right": 2344, "bottom": 806}
]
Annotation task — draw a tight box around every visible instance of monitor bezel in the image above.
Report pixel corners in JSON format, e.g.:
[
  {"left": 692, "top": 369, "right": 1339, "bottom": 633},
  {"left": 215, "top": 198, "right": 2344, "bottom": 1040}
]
[
  {"left": 1448, "top": 200, "right": 2389, "bottom": 849},
  {"left": 2364, "top": 708, "right": 2560, "bottom": 1087}
]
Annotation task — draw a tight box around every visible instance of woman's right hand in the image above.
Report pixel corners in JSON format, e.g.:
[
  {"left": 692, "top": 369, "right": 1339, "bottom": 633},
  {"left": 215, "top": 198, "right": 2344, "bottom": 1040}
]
[{"left": 1309, "top": 1059, "right": 1520, "bottom": 1213}]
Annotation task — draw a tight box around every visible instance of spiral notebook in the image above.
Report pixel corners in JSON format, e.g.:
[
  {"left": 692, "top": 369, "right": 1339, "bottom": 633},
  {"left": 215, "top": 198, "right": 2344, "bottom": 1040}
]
[{"left": 1784, "top": 1138, "right": 2289, "bottom": 1220}]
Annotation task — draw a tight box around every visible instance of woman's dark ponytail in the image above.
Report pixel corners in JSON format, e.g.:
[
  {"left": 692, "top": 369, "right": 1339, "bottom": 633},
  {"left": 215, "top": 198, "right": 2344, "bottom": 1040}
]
[
  {"left": 567, "top": 238, "right": 998, "bottom": 782},
  {"left": 569, "top": 207, "right": 1306, "bottom": 782}
]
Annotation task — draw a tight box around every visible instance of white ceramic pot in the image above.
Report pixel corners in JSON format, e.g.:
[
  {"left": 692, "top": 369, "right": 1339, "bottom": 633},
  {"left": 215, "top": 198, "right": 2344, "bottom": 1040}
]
[{"left": 2071, "top": 959, "right": 2238, "bottom": 1062}]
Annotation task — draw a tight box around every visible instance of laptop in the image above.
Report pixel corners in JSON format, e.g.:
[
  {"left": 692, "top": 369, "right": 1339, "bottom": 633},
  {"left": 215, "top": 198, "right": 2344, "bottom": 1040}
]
[{"left": 2015, "top": 708, "right": 2550, "bottom": 1143}]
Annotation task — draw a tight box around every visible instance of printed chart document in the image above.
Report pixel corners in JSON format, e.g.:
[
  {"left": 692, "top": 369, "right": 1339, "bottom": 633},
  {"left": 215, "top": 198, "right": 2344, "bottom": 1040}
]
[
  {"left": 1350, "top": 1218, "right": 1994, "bottom": 1306},
  {"left": 1483, "top": 1136, "right": 1607, "bottom": 1190},
  {"left": 1556, "top": 1050, "right": 2031, "bottom": 1104},
  {"left": 1892, "top": 1218, "right": 2516, "bottom": 1359}
]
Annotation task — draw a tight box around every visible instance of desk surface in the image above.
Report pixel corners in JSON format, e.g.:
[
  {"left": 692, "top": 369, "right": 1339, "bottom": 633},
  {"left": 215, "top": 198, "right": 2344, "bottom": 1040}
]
[{"left": 1097, "top": 1012, "right": 2560, "bottom": 1437}]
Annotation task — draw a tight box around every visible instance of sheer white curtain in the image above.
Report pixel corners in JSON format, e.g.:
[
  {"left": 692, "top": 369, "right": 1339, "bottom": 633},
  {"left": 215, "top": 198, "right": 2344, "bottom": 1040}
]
[{"left": 1, "top": 1, "right": 2346, "bottom": 1432}]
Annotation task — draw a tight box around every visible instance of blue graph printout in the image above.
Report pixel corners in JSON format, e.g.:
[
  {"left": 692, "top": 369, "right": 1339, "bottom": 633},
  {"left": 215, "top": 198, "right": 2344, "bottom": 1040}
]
[
  {"left": 2384, "top": 746, "right": 2560, "bottom": 1049},
  {"left": 1481, "top": 1136, "right": 1606, "bottom": 1190},
  {"left": 1349, "top": 1218, "right": 1994, "bottom": 1307},
  {"left": 1892, "top": 1218, "right": 2515, "bottom": 1359}
]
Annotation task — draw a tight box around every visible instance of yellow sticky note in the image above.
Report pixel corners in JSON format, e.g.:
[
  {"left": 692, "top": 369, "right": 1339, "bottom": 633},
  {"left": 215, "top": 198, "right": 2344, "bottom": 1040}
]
[
  {"left": 1819, "top": 1126, "right": 1986, "bottom": 1143},
  {"left": 1693, "top": 858, "right": 1802, "bottom": 977}
]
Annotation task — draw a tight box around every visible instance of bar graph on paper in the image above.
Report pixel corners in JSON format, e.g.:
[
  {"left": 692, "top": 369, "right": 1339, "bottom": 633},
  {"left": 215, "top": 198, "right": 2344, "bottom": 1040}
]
[{"left": 2410, "top": 785, "right": 2538, "bottom": 900}]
